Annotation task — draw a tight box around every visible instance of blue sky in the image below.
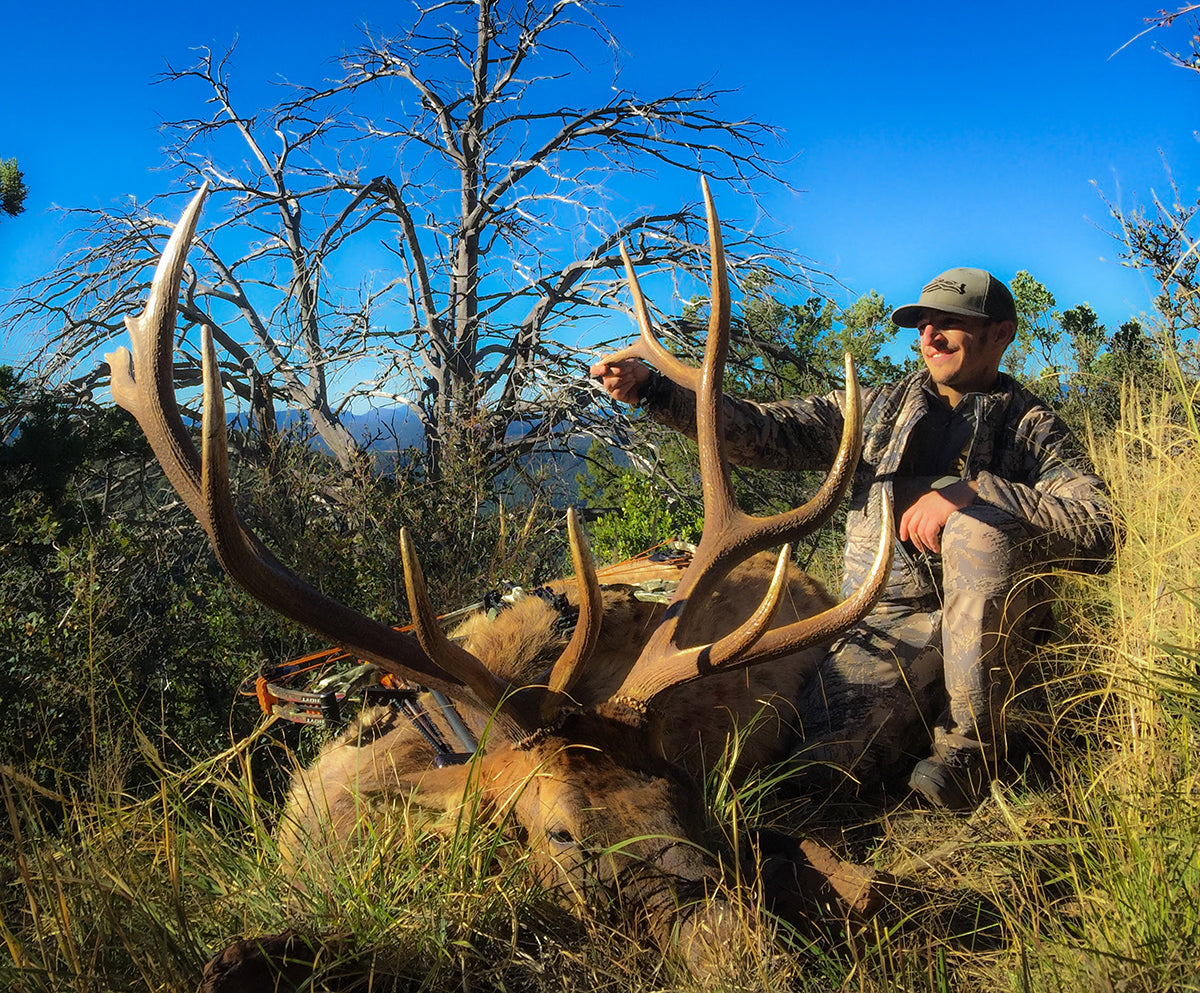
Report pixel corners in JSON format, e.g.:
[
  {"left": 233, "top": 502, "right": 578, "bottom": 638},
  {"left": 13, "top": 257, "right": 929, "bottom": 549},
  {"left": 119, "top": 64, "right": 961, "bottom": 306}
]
[{"left": 0, "top": 0, "right": 1194, "bottom": 371}]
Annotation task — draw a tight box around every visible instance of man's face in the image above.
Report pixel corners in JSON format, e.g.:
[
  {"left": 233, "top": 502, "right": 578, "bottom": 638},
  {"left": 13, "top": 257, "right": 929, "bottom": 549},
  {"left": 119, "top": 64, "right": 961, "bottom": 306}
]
[{"left": 915, "top": 309, "right": 1013, "bottom": 400}]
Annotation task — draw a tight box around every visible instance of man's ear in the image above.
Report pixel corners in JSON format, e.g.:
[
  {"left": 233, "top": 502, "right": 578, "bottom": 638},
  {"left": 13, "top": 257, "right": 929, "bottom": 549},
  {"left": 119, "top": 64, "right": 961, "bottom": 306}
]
[{"left": 993, "top": 319, "right": 1017, "bottom": 350}]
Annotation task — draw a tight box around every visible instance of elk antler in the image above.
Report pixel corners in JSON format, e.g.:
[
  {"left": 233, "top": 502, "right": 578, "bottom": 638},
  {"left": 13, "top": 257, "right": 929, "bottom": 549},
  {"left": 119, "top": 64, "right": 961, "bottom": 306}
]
[
  {"left": 605, "top": 178, "right": 894, "bottom": 706},
  {"left": 539, "top": 507, "right": 604, "bottom": 717},
  {"left": 106, "top": 184, "right": 604, "bottom": 738},
  {"left": 398, "top": 506, "right": 603, "bottom": 723}
]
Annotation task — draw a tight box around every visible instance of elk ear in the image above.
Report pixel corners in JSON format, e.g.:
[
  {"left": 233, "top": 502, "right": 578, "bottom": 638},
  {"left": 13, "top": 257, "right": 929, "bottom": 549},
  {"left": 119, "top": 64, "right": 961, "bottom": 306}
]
[
  {"left": 280, "top": 745, "right": 525, "bottom": 865},
  {"left": 401, "top": 760, "right": 489, "bottom": 813},
  {"left": 401, "top": 748, "right": 533, "bottom": 824}
]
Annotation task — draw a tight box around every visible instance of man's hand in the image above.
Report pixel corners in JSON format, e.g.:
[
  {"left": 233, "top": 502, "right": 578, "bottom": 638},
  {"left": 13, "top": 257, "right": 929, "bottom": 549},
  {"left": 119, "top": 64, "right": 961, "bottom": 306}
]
[
  {"left": 590, "top": 357, "right": 651, "bottom": 405},
  {"left": 898, "top": 480, "right": 978, "bottom": 554}
]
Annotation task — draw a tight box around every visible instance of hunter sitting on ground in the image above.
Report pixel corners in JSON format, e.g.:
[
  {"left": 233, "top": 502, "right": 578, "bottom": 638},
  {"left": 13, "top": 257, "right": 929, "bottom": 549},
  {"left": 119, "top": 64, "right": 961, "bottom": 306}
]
[{"left": 592, "top": 267, "right": 1115, "bottom": 811}]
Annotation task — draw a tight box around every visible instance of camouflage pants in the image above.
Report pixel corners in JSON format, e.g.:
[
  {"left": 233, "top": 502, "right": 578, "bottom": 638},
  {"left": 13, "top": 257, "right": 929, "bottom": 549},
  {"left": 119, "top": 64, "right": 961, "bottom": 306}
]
[{"left": 793, "top": 503, "right": 1053, "bottom": 791}]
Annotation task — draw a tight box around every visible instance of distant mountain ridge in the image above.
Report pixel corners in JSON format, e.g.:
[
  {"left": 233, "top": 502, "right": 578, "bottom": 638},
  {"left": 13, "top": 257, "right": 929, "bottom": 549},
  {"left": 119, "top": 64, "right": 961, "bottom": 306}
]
[
  {"left": 229, "top": 404, "right": 598, "bottom": 504},
  {"left": 232, "top": 404, "right": 426, "bottom": 454}
]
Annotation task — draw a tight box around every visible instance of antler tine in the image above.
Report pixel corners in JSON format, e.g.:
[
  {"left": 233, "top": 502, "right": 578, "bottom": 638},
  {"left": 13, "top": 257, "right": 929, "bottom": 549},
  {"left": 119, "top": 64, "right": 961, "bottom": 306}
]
[
  {"left": 694, "top": 175, "right": 738, "bottom": 538},
  {"left": 538, "top": 507, "right": 604, "bottom": 719},
  {"left": 107, "top": 184, "right": 209, "bottom": 524},
  {"left": 730, "top": 498, "right": 894, "bottom": 669},
  {"left": 398, "top": 528, "right": 518, "bottom": 717},
  {"left": 107, "top": 189, "right": 542, "bottom": 732},
  {"left": 600, "top": 201, "right": 722, "bottom": 390},
  {"left": 608, "top": 181, "right": 886, "bottom": 706},
  {"left": 705, "top": 541, "right": 794, "bottom": 664},
  {"left": 399, "top": 507, "right": 604, "bottom": 728}
]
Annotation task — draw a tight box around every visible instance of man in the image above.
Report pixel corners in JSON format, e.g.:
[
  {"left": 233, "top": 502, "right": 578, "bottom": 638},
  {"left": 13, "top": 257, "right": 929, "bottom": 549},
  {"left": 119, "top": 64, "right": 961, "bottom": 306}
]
[{"left": 591, "top": 268, "right": 1114, "bottom": 810}]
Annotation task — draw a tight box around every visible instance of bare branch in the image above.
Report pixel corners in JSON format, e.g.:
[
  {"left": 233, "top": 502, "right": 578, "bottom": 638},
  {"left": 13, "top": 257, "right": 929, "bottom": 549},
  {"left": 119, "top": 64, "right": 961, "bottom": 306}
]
[{"left": 6, "top": 0, "right": 809, "bottom": 484}]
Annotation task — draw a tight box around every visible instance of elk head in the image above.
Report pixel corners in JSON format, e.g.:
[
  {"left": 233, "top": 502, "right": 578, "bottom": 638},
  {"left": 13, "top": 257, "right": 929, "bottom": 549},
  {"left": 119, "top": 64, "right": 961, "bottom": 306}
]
[{"left": 107, "top": 179, "right": 892, "bottom": 969}]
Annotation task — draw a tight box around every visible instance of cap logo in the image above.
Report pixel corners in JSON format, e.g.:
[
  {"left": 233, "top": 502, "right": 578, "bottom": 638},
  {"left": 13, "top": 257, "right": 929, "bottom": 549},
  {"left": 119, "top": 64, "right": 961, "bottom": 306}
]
[{"left": 923, "top": 277, "right": 967, "bottom": 296}]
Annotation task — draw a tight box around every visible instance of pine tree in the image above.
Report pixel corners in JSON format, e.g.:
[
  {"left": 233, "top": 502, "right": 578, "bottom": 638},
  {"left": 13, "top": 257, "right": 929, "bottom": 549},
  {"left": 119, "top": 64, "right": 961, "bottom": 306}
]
[{"left": 0, "top": 158, "right": 28, "bottom": 220}]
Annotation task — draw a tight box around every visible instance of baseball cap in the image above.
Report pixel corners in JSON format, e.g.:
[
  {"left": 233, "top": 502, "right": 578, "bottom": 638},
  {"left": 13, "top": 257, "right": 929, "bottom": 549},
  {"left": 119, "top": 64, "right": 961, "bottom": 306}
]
[{"left": 891, "top": 268, "right": 1017, "bottom": 328}]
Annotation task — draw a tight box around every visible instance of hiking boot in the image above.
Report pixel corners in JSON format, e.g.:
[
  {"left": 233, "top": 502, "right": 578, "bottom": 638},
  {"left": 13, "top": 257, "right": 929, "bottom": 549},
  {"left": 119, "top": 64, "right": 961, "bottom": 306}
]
[{"left": 908, "top": 748, "right": 988, "bottom": 812}]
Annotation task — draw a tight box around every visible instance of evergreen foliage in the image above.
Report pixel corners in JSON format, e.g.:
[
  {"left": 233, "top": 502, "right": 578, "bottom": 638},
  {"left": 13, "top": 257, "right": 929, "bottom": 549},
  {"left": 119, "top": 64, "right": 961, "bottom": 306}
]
[
  {"left": 0, "top": 157, "right": 27, "bottom": 219},
  {"left": 0, "top": 368, "right": 270, "bottom": 783}
]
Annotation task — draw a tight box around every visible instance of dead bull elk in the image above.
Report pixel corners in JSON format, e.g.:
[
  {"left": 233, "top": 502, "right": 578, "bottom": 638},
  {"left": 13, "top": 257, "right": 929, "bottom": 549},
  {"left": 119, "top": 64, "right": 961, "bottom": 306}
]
[{"left": 106, "top": 179, "right": 893, "bottom": 983}]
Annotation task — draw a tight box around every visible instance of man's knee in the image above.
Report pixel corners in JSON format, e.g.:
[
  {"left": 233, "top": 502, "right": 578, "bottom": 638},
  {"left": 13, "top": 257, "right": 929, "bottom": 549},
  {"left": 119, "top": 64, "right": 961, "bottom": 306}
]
[{"left": 941, "top": 504, "right": 1034, "bottom": 595}]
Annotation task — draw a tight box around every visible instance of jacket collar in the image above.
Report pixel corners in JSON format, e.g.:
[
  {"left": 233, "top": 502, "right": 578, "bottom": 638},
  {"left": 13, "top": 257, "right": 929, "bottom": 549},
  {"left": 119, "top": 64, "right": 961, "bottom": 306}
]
[{"left": 914, "top": 368, "right": 1015, "bottom": 411}]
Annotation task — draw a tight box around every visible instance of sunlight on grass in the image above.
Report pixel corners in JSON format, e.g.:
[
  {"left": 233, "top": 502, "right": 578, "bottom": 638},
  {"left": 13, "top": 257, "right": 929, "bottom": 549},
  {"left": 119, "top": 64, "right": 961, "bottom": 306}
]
[
  {"left": 3, "top": 373, "right": 1199, "bottom": 992},
  {"left": 1037, "top": 378, "right": 1200, "bottom": 992}
]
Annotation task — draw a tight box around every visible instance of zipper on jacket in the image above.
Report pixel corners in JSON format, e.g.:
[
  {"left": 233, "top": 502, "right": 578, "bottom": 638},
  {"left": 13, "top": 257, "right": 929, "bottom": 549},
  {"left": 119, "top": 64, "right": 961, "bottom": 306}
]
[{"left": 884, "top": 384, "right": 938, "bottom": 598}]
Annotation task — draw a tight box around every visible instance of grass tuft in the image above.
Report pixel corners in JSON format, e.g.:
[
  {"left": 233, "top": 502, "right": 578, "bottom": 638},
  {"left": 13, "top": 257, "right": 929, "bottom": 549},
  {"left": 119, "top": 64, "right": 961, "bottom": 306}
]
[{"left": 4, "top": 376, "right": 1200, "bottom": 991}]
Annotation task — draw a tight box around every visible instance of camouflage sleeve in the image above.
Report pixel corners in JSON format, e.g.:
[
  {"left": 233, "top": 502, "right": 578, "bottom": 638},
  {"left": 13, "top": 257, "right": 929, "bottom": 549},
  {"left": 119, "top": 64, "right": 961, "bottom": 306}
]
[
  {"left": 972, "top": 408, "right": 1115, "bottom": 571},
  {"left": 638, "top": 371, "right": 848, "bottom": 471}
]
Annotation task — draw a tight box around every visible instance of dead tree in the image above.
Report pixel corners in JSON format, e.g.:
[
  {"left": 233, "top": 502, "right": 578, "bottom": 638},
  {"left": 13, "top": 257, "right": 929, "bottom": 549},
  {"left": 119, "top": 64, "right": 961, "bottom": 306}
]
[{"left": 10, "top": 0, "right": 797, "bottom": 478}]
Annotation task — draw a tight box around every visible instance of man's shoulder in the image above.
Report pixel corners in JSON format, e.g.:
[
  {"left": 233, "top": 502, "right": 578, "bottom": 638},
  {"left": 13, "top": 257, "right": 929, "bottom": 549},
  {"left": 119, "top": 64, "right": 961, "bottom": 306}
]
[
  {"left": 991, "top": 372, "right": 1040, "bottom": 407},
  {"left": 986, "top": 374, "right": 1095, "bottom": 472},
  {"left": 990, "top": 373, "right": 1071, "bottom": 430},
  {"left": 866, "top": 369, "right": 929, "bottom": 413}
]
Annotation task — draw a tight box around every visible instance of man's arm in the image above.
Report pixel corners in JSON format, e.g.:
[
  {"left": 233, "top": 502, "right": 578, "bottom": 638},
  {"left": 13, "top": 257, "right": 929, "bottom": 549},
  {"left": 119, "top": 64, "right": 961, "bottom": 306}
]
[
  {"left": 972, "top": 410, "right": 1115, "bottom": 570},
  {"left": 591, "top": 352, "right": 850, "bottom": 472}
]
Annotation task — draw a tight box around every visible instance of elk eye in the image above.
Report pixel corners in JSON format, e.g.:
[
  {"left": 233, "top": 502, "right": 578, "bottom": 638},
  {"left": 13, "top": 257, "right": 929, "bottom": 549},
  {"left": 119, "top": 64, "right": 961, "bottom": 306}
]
[{"left": 547, "top": 827, "right": 575, "bottom": 846}]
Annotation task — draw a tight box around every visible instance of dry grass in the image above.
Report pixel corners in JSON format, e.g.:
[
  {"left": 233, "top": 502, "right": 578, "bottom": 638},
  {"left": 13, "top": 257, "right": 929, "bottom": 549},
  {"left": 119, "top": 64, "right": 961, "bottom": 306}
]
[{"left": 3, "top": 376, "right": 1199, "bottom": 992}]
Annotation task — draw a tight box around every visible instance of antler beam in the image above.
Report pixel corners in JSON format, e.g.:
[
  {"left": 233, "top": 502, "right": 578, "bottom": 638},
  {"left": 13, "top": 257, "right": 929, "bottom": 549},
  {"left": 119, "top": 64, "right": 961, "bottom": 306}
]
[
  {"left": 606, "top": 179, "right": 894, "bottom": 704},
  {"left": 106, "top": 185, "right": 583, "bottom": 737}
]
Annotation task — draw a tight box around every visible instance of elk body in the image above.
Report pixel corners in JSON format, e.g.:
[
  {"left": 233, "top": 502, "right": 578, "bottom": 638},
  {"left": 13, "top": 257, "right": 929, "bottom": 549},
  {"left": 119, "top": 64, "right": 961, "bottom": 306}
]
[
  {"left": 279, "top": 557, "right": 842, "bottom": 936},
  {"left": 106, "top": 180, "right": 893, "bottom": 986}
]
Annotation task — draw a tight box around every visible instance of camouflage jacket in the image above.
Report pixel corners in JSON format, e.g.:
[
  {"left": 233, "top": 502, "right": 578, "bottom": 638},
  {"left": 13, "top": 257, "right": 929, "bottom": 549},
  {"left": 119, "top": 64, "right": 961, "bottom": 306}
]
[{"left": 641, "top": 369, "right": 1115, "bottom": 603}]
